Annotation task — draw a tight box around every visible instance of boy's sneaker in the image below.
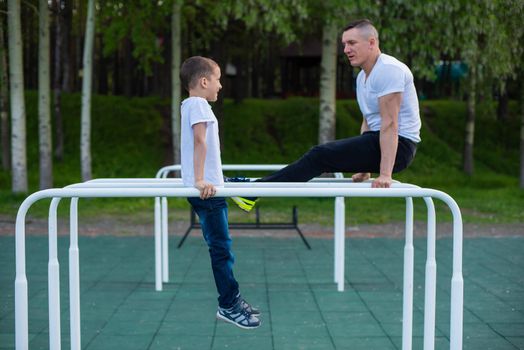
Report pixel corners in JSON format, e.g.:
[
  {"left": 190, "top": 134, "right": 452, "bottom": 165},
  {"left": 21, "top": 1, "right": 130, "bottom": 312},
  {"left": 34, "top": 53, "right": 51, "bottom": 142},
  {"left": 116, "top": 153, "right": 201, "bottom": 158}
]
[
  {"left": 240, "top": 298, "right": 260, "bottom": 315},
  {"left": 231, "top": 196, "right": 258, "bottom": 212},
  {"left": 217, "top": 303, "right": 261, "bottom": 329}
]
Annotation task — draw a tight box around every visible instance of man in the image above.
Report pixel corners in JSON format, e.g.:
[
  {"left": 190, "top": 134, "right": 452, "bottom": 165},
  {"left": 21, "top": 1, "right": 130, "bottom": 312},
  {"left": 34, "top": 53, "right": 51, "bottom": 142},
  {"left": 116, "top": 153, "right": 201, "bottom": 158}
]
[
  {"left": 342, "top": 18, "right": 420, "bottom": 188},
  {"left": 232, "top": 19, "right": 420, "bottom": 212}
]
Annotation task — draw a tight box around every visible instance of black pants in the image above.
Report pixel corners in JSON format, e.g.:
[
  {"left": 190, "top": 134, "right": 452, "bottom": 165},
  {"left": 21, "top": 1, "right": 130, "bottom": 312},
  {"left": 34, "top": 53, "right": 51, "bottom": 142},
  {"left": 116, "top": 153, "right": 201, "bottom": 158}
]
[{"left": 259, "top": 131, "right": 417, "bottom": 182}]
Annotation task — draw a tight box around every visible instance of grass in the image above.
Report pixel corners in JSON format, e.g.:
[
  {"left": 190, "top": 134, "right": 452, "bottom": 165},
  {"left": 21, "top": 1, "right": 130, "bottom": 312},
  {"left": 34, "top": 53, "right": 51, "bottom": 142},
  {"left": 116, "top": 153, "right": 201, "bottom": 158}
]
[{"left": 0, "top": 93, "right": 522, "bottom": 227}]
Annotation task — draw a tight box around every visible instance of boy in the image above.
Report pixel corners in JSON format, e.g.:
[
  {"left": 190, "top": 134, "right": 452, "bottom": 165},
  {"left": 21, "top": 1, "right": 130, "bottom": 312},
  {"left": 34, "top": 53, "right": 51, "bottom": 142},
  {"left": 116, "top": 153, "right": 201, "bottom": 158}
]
[{"left": 179, "top": 56, "right": 260, "bottom": 329}]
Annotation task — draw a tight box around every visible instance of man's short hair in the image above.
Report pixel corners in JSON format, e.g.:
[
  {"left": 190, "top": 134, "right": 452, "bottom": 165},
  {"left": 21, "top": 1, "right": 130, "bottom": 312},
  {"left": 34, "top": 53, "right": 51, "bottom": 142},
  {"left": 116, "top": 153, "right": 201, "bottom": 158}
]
[
  {"left": 180, "top": 56, "right": 218, "bottom": 91},
  {"left": 343, "top": 19, "right": 379, "bottom": 41}
]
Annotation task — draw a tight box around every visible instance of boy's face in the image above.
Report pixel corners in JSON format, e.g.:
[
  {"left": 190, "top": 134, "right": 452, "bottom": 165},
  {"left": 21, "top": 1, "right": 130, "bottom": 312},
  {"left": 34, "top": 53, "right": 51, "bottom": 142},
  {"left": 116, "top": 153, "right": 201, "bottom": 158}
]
[{"left": 203, "top": 66, "right": 222, "bottom": 102}]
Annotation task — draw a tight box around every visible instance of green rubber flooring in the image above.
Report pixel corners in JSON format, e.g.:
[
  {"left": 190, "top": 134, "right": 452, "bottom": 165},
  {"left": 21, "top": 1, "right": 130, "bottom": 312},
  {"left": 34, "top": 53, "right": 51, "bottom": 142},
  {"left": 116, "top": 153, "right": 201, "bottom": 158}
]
[{"left": 1, "top": 235, "right": 523, "bottom": 349}]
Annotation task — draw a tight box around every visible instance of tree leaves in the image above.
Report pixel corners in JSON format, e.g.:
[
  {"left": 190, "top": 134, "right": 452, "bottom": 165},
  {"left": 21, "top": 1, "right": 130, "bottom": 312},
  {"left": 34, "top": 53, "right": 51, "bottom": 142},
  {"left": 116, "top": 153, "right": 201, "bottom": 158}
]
[{"left": 99, "top": 0, "right": 171, "bottom": 75}]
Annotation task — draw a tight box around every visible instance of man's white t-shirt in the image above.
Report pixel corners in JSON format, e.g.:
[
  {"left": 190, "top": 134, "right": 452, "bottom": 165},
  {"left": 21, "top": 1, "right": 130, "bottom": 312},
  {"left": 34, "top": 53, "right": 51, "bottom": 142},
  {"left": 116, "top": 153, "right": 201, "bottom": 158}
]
[
  {"left": 180, "top": 96, "right": 224, "bottom": 187},
  {"left": 356, "top": 53, "right": 421, "bottom": 143}
]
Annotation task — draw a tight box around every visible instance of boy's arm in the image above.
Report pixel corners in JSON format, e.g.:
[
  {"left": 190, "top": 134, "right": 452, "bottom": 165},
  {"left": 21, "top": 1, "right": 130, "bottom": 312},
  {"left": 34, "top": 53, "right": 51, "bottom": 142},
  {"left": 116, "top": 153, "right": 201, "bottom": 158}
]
[{"left": 193, "top": 122, "right": 216, "bottom": 199}]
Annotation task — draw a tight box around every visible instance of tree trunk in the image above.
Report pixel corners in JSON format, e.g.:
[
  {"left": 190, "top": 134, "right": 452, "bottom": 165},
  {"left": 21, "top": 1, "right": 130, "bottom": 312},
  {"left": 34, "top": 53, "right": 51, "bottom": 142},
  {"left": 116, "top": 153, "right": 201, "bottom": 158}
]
[
  {"left": 61, "top": 0, "right": 72, "bottom": 92},
  {"left": 8, "top": 0, "right": 28, "bottom": 192},
  {"left": 463, "top": 66, "right": 476, "bottom": 175},
  {"left": 73, "top": 1, "right": 83, "bottom": 92},
  {"left": 232, "top": 56, "right": 246, "bottom": 104},
  {"left": 264, "top": 38, "right": 276, "bottom": 97},
  {"left": 112, "top": 50, "right": 121, "bottom": 95},
  {"left": 497, "top": 87, "right": 508, "bottom": 121},
  {"left": 251, "top": 53, "right": 259, "bottom": 98},
  {"left": 53, "top": 0, "right": 64, "bottom": 160},
  {"left": 0, "top": 17, "right": 11, "bottom": 171},
  {"left": 39, "top": 0, "right": 52, "bottom": 189},
  {"left": 123, "top": 38, "right": 133, "bottom": 97},
  {"left": 318, "top": 21, "right": 337, "bottom": 144},
  {"left": 97, "top": 35, "right": 108, "bottom": 94},
  {"left": 80, "top": 0, "right": 95, "bottom": 181},
  {"left": 519, "top": 80, "right": 524, "bottom": 189},
  {"left": 23, "top": 4, "right": 37, "bottom": 89},
  {"left": 171, "top": 0, "right": 182, "bottom": 171}
]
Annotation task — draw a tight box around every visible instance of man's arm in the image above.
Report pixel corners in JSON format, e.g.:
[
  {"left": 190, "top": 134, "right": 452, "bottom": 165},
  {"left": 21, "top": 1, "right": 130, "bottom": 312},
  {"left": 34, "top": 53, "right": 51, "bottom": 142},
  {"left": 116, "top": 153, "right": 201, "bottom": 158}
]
[
  {"left": 193, "top": 122, "right": 216, "bottom": 199},
  {"left": 374, "top": 92, "right": 402, "bottom": 188},
  {"left": 360, "top": 118, "right": 370, "bottom": 134}
]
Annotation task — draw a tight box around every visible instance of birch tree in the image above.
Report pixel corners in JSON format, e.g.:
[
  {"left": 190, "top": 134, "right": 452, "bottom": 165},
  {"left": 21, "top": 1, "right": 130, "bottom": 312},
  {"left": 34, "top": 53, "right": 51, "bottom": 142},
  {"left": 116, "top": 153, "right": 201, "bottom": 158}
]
[
  {"left": 364, "top": 0, "right": 520, "bottom": 176},
  {"left": 38, "top": 0, "right": 52, "bottom": 189},
  {"left": 80, "top": 0, "right": 95, "bottom": 181},
  {"left": 0, "top": 16, "right": 10, "bottom": 171},
  {"left": 53, "top": 0, "right": 64, "bottom": 160},
  {"left": 463, "top": 62, "right": 476, "bottom": 175},
  {"left": 454, "top": 0, "right": 519, "bottom": 175},
  {"left": 8, "top": 0, "right": 27, "bottom": 192},
  {"left": 519, "top": 83, "right": 524, "bottom": 189},
  {"left": 171, "top": 0, "right": 182, "bottom": 169},
  {"left": 507, "top": 1, "right": 524, "bottom": 188},
  {"left": 318, "top": 20, "right": 337, "bottom": 144},
  {"left": 316, "top": 1, "right": 356, "bottom": 144}
]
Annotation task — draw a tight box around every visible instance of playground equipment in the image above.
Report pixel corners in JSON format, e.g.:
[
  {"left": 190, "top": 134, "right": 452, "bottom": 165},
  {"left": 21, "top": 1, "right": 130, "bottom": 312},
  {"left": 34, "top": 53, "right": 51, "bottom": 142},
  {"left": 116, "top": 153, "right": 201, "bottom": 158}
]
[{"left": 14, "top": 181, "right": 463, "bottom": 350}]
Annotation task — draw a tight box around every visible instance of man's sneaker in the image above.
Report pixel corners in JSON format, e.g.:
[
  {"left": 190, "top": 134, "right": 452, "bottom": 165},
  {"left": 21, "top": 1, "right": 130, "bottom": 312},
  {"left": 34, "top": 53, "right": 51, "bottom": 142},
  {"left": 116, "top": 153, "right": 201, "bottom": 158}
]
[
  {"left": 231, "top": 196, "right": 258, "bottom": 213},
  {"left": 225, "top": 176, "right": 251, "bottom": 182},
  {"left": 217, "top": 304, "right": 261, "bottom": 329},
  {"left": 225, "top": 177, "right": 259, "bottom": 212},
  {"left": 240, "top": 298, "right": 260, "bottom": 315}
]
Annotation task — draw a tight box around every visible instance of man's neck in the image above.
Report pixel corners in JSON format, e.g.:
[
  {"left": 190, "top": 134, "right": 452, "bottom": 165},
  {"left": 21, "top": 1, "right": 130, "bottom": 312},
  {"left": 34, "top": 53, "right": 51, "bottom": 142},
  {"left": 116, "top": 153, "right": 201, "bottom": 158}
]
[{"left": 362, "top": 50, "right": 381, "bottom": 77}]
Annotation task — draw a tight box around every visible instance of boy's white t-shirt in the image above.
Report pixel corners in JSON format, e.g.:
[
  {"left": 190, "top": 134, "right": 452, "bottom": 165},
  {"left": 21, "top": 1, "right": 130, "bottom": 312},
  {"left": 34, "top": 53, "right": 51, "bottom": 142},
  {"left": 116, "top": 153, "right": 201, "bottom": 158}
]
[
  {"left": 180, "top": 96, "right": 224, "bottom": 187},
  {"left": 356, "top": 53, "right": 421, "bottom": 143}
]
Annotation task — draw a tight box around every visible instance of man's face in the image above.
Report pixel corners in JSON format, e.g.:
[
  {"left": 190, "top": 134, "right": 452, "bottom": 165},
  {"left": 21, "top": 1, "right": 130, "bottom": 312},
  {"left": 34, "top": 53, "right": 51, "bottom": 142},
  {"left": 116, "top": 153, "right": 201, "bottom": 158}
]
[
  {"left": 204, "top": 66, "right": 222, "bottom": 102},
  {"left": 341, "top": 28, "right": 373, "bottom": 68}
]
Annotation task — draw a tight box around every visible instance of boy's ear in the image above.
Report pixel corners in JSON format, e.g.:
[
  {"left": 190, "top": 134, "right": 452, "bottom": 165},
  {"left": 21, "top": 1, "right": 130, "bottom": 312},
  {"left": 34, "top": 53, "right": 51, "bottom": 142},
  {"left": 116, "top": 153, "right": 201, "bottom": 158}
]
[{"left": 200, "top": 76, "right": 208, "bottom": 88}]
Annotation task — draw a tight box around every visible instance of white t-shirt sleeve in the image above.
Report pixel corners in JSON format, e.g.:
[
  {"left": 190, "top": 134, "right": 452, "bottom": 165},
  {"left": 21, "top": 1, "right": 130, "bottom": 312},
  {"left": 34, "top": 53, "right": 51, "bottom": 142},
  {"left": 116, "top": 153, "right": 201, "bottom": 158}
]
[
  {"left": 187, "top": 99, "right": 214, "bottom": 126},
  {"left": 376, "top": 65, "right": 405, "bottom": 98}
]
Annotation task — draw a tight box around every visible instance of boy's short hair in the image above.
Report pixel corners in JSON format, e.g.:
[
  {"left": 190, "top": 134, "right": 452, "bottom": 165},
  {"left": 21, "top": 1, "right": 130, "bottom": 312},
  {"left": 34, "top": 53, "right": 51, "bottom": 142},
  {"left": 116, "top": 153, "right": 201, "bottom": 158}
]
[{"left": 180, "top": 56, "right": 218, "bottom": 91}]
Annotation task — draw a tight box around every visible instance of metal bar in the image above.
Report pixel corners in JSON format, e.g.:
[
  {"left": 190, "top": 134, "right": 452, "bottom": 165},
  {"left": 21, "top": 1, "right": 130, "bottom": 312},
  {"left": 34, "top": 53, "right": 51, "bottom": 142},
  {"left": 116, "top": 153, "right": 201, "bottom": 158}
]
[
  {"left": 423, "top": 197, "right": 437, "bottom": 350},
  {"left": 161, "top": 197, "right": 169, "bottom": 282},
  {"left": 295, "top": 225, "right": 311, "bottom": 250},
  {"left": 402, "top": 198, "right": 414, "bottom": 350},
  {"left": 334, "top": 196, "right": 345, "bottom": 290},
  {"left": 154, "top": 198, "right": 162, "bottom": 291},
  {"left": 48, "top": 199, "right": 61, "bottom": 350},
  {"left": 69, "top": 198, "right": 81, "bottom": 350},
  {"left": 15, "top": 185, "right": 462, "bottom": 350}
]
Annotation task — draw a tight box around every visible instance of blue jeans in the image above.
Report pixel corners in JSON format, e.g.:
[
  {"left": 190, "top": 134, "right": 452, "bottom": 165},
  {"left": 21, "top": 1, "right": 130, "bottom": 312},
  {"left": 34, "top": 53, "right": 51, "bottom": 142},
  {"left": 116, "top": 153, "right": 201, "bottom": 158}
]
[{"left": 187, "top": 197, "right": 239, "bottom": 309}]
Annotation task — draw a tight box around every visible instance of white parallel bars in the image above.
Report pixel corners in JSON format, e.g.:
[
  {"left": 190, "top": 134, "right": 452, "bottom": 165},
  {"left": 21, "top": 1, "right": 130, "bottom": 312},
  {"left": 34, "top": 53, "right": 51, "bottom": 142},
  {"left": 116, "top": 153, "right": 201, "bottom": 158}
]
[
  {"left": 77, "top": 178, "right": 416, "bottom": 293},
  {"left": 14, "top": 185, "right": 461, "bottom": 350},
  {"left": 154, "top": 164, "right": 345, "bottom": 286}
]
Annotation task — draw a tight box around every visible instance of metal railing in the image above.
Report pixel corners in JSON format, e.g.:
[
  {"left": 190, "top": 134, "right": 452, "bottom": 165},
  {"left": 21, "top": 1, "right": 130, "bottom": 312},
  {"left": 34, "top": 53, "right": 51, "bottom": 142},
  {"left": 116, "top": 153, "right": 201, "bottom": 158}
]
[
  {"left": 14, "top": 183, "right": 463, "bottom": 350},
  {"left": 153, "top": 164, "right": 345, "bottom": 289}
]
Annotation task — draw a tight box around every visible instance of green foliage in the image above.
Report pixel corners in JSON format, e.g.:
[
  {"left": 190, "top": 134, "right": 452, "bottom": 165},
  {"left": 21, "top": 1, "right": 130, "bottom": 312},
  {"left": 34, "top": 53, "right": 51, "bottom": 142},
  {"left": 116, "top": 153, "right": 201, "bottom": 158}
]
[
  {"left": 346, "top": 0, "right": 523, "bottom": 86},
  {"left": 220, "top": 98, "right": 520, "bottom": 186},
  {"left": 21, "top": 91, "right": 165, "bottom": 187},
  {"left": 0, "top": 94, "right": 521, "bottom": 224},
  {"left": 420, "top": 100, "right": 520, "bottom": 176},
  {"left": 199, "top": 0, "right": 309, "bottom": 42},
  {"left": 441, "top": 0, "right": 523, "bottom": 91},
  {"left": 99, "top": 0, "right": 172, "bottom": 74}
]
